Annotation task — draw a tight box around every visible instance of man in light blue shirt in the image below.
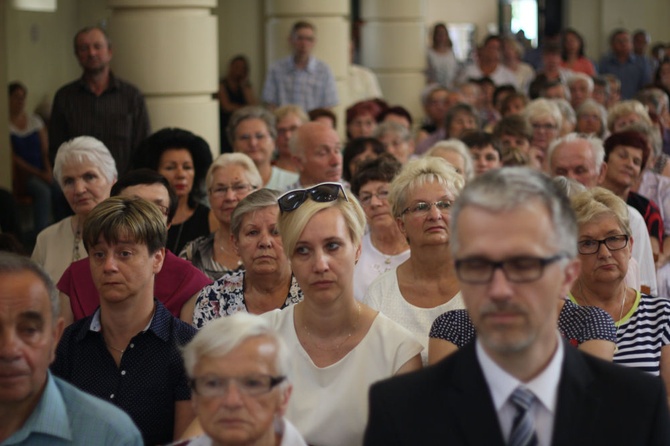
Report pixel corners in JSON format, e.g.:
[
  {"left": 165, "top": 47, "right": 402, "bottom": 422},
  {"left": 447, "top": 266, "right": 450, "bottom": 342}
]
[
  {"left": 599, "top": 29, "right": 652, "bottom": 99},
  {"left": 0, "top": 253, "right": 141, "bottom": 446},
  {"left": 262, "top": 21, "right": 339, "bottom": 112}
]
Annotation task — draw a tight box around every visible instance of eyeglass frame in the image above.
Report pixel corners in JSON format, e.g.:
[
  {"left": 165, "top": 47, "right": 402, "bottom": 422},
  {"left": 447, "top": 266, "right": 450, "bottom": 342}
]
[
  {"left": 209, "top": 183, "right": 258, "bottom": 198},
  {"left": 401, "top": 200, "right": 452, "bottom": 216},
  {"left": 577, "top": 234, "right": 629, "bottom": 255},
  {"left": 190, "top": 374, "right": 286, "bottom": 398},
  {"left": 454, "top": 254, "right": 566, "bottom": 284},
  {"left": 358, "top": 189, "right": 390, "bottom": 207},
  {"left": 277, "top": 182, "right": 348, "bottom": 214}
]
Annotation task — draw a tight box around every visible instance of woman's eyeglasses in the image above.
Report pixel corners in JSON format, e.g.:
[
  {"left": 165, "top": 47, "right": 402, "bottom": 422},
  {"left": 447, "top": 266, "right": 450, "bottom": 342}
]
[{"left": 278, "top": 182, "right": 348, "bottom": 213}]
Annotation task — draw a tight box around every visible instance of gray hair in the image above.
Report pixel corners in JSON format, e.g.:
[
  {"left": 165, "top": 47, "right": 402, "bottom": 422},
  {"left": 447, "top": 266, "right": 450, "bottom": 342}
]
[
  {"left": 53, "top": 136, "right": 117, "bottom": 188},
  {"left": 374, "top": 121, "right": 411, "bottom": 142},
  {"left": 635, "top": 88, "right": 669, "bottom": 117},
  {"left": 606, "top": 100, "right": 653, "bottom": 132},
  {"left": 619, "top": 122, "right": 663, "bottom": 158},
  {"left": 568, "top": 73, "right": 594, "bottom": 93},
  {"left": 547, "top": 132, "right": 606, "bottom": 172},
  {"left": 425, "top": 139, "right": 475, "bottom": 181},
  {"left": 450, "top": 167, "right": 578, "bottom": 258},
  {"left": 182, "top": 312, "right": 290, "bottom": 385},
  {"left": 205, "top": 153, "right": 263, "bottom": 194},
  {"left": 274, "top": 104, "right": 309, "bottom": 123},
  {"left": 388, "top": 156, "right": 465, "bottom": 218},
  {"left": 576, "top": 99, "right": 608, "bottom": 138},
  {"left": 230, "top": 188, "right": 281, "bottom": 239},
  {"left": 552, "top": 98, "right": 576, "bottom": 128},
  {"left": 0, "top": 253, "right": 59, "bottom": 320},
  {"left": 227, "top": 106, "right": 277, "bottom": 147}
]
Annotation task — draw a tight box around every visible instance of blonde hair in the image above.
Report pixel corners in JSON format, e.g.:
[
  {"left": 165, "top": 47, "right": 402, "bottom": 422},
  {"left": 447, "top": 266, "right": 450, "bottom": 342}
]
[
  {"left": 606, "top": 100, "right": 653, "bottom": 133},
  {"left": 388, "top": 156, "right": 465, "bottom": 218},
  {"left": 524, "top": 98, "right": 563, "bottom": 129},
  {"left": 205, "top": 153, "right": 262, "bottom": 192},
  {"left": 278, "top": 193, "right": 366, "bottom": 258},
  {"left": 274, "top": 105, "right": 309, "bottom": 124},
  {"left": 570, "top": 187, "right": 631, "bottom": 236},
  {"left": 425, "top": 139, "right": 474, "bottom": 181}
]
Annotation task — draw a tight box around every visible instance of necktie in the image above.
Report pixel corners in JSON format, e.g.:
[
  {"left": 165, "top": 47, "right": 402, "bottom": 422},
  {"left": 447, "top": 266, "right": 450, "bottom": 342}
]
[{"left": 508, "top": 386, "right": 538, "bottom": 446}]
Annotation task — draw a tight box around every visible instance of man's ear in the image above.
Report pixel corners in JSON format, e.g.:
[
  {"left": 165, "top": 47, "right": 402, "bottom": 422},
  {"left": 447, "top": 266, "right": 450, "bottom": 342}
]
[{"left": 597, "top": 162, "right": 608, "bottom": 185}]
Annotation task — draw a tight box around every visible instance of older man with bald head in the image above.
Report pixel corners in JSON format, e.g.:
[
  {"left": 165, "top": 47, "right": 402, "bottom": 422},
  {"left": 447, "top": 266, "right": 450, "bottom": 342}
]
[
  {"left": 547, "top": 133, "right": 658, "bottom": 295},
  {"left": 286, "top": 122, "right": 344, "bottom": 189}
]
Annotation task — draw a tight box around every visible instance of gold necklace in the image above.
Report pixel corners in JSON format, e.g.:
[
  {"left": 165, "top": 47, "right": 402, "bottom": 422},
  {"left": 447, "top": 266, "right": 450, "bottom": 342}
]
[{"left": 303, "top": 303, "right": 361, "bottom": 351}]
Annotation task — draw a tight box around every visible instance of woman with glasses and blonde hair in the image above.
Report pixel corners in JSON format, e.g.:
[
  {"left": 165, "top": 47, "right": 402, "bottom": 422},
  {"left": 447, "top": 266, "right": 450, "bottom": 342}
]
[
  {"left": 180, "top": 153, "right": 261, "bottom": 280},
  {"left": 263, "top": 182, "right": 422, "bottom": 446},
  {"left": 570, "top": 187, "right": 670, "bottom": 402},
  {"left": 363, "top": 157, "right": 465, "bottom": 363}
]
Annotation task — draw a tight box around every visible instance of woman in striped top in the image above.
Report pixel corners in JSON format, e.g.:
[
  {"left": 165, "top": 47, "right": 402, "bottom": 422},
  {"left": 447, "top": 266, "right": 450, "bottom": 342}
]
[{"left": 569, "top": 187, "right": 670, "bottom": 401}]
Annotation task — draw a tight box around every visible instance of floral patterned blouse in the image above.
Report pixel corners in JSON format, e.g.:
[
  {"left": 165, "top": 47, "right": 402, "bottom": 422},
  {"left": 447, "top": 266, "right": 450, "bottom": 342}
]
[{"left": 192, "top": 270, "right": 303, "bottom": 328}]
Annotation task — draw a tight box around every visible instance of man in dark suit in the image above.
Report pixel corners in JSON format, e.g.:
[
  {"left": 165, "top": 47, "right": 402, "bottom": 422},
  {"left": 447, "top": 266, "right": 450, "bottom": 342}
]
[{"left": 364, "top": 168, "right": 670, "bottom": 446}]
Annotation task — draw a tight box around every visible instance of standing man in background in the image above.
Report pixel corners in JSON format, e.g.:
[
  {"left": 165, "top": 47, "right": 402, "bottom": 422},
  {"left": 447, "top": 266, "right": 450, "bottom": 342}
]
[
  {"left": 49, "top": 26, "right": 150, "bottom": 176},
  {"left": 262, "top": 21, "right": 339, "bottom": 112}
]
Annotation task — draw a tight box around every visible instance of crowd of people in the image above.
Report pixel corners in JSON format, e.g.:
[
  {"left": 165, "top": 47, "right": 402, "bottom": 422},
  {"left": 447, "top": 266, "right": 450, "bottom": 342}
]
[{"left": 3, "top": 19, "right": 670, "bottom": 446}]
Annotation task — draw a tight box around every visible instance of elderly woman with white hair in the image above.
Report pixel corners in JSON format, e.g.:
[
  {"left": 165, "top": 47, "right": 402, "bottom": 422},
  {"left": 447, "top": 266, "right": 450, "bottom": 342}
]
[
  {"left": 228, "top": 105, "right": 299, "bottom": 190},
  {"left": 425, "top": 139, "right": 474, "bottom": 181},
  {"left": 180, "top": 153, "right": 262, "bottom": 281},
  {"left": 180, "top": 312, "right": 307, "bottom": 445},
  {"left": 576, "top": 99, "right": 608, "bottom": 138},
  {"left": 31, "top": 136, "right": 117, "bottom": 282},
  {"left": 264, "top": 182, "right": 422, "bottom": 446},
  {"left": 524, "top": 98, "right": 563, "bottom": 168},
  {"left": 568, "top": 72, "right": 595, "bottom": 110},
  {"left": 364, "top": 157, "right": 466, "bottom": 363},
  {"left": 374, "top": 121, "right": 415, "bottom": 164}
]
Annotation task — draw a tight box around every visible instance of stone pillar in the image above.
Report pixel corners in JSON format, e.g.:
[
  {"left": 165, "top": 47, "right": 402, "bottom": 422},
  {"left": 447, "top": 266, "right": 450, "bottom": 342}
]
[
  {"left": 264, "top": 0, "right": 349, "bottom": 129},
  {"left": 360, "top": 0, "right": 426, "bottom": 126},
  {"left": 107, "top": 0, "right": 220, "bottom": 155},
  {"left": 0, "top": 3, "right": 9, "bottom": 190}
]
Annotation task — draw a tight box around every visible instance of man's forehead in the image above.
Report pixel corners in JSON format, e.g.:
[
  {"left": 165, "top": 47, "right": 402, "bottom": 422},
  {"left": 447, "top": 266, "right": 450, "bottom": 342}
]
[
  {"left": 555, "top": 140, "right": 595, "bottom": 162},
  {"left": 120, "top": 184, "right": 169, "bottom": 202},
  {"left": 0, "top": 271, "right": 51, "bottom": 317}
]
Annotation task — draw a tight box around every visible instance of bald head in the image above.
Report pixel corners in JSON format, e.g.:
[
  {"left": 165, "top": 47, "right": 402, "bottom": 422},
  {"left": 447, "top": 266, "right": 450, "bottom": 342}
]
[{"left": 290, "top": 122, "right": 343, "bottom": 186}]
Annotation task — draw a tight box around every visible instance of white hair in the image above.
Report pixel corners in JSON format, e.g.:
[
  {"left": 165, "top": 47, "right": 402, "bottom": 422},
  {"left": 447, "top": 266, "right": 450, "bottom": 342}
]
[{"left": 53, "top": 136, "right": 117, "bottom": 188}]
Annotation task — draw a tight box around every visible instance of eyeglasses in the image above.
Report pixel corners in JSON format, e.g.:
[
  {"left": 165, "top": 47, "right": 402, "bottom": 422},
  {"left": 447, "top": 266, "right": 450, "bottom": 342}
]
[
  {"left": 358, "top": 190, "right": 389, "bottom": 207},
  {"left": 210, "top": 183, "right": 256, "bottom": 198},
  {"left": 455, "top": 254, "right": 565, "bottom": 284},
  {"left": 154, "top": 204, "right": 169, "bottom": 217},
  {"left": 278, "top": 182, "right": 348, "bottom": 213},
  {"left": 402, "top": 200, "right": 452, "bottom": 216},
  {"left": 578, "top": 235, "right": 629, "bottom": 255},
  {"left": 190, "top": 374, "right": 286, "bottom": 398},
  {"left": 531, "top": 123, "right": 558, "bottom": 131}
]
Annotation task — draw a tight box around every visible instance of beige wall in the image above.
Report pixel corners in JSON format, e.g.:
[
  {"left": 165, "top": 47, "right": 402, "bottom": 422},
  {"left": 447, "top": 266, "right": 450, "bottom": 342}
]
[{"left": 425, "top": 0, "right": 497, "bottom": 46}]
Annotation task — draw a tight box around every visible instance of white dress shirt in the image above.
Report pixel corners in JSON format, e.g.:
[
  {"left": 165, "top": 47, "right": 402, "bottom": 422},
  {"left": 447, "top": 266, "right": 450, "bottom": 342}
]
[{"left": 476, "top": 334, "right": 564, "bottom": 446}]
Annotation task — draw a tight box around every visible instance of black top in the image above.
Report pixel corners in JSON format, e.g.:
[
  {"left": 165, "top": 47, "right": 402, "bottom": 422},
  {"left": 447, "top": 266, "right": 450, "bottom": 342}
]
[
  {"left": 51, "top": 300, "right": 196, "bottom": 446},
  {"left": 168, "top": 204, "right": 211, "bottom": 255},
  {"left": 627, "top": 190, "right": 664, "bottom": 243}
]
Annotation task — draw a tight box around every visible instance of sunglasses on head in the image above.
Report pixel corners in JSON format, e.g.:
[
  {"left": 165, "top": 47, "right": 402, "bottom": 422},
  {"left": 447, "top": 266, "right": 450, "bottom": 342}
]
[{"left": 278, "top": 182, "right": 349, "bottom": 213}]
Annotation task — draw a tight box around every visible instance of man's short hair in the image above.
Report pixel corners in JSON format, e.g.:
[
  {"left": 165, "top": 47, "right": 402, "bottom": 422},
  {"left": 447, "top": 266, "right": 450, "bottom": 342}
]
[
  {"left": 291, "top": 21, "right": 315, "bottom": 37},
  {"left": 460, "top": 131, "right": 501, "bottom": 157},
  {"left": 609, "top": 28, "right": 629, "bottom": 46},
  {"left": 82, "top": 197, "right": 167, "bottom": 255},
  {"left": 73, "top": 25, "right": 111, "bottom": 52},
  {"left": 111, "top": 169, "right": 178, "bottom": 225},
  {"left": 450, "top": 167, "right": 578, "bottom": 258},
  {"left": 182, "top": 312, "right": 290, "bottom": 385},
  {"left": 0, "top": 253, "right": 59, "bottom": 319},
  {"left": 493, "top": 114, "right": 533, "bottom": 141}
]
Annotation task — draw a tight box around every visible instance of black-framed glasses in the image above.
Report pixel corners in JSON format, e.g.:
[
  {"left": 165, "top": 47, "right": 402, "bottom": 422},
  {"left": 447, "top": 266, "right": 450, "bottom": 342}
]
[
  {"left": 278, "top": 182, "right": 348, "bottom": 213},
  {"left": 578, "top": 235, "right": 629, "bottom": 255},
  {"left": 190, "top": 374, "right": 286, "bottom": 398},
  {"left": 402, "top": 200, "right": 452, "bottom": 216},
  {"left": 455, "top": 254, "right": 566, "bottom": 284}
]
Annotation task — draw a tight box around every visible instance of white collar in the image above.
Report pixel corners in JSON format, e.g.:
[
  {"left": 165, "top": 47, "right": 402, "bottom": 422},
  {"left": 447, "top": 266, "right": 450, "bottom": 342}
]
[{"left": 476, "top": 333, "right": 564, "bottom": 414}]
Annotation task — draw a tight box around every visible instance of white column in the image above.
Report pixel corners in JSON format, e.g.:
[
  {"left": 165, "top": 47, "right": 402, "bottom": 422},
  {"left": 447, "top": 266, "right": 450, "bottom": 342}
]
[
  {"left": 107, "top": 0, "right": 220, "bottom": 155},
  {"left": 360, "top": 0, "right": 426, "bottom": 125},
  {"left": 264, "top": 0, "right": 349, "bottom": 131}
]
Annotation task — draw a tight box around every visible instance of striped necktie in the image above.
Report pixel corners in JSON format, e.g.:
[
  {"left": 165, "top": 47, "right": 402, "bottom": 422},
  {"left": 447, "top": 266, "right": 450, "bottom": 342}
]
[{"left": 508, "top": 386, "right": 538, "bottom": 446}]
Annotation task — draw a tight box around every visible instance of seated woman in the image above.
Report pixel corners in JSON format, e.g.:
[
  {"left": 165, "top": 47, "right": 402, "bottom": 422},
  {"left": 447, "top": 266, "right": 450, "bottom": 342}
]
[
  {"left": 570, "top": 187, "right": 670, "bottom": 400},
  {"left": 351, "top": 154, "right": 409, "bottom": 301},
  {"left": 133, "top": 128, "right": 213, "bottom": 254},
  {"left": 187, "top": 189, "right": 303, "bottom": 327},
  {"left": 264, "top": 182, "right": 422, "bottom": 446},
  {"left": 363, "top": 157, "right": 465, "bottom": 364},
  {"left": 428, "top": 301, "right": 617, "bottom": 364},
  {"left": 180, "top": 153, "right": 261, "bottom": 280},
  {"left": 32, "top": 136, "right": 116, "bottom": 283},
  {"left": 228, "top": 106, "right": 298, "bottom": 190},
  {"left": 425, "top": 139, "right": 475, "bottom": 181},
  {"left": 342, "top": 137, "right": 385, "bottom": 182}
]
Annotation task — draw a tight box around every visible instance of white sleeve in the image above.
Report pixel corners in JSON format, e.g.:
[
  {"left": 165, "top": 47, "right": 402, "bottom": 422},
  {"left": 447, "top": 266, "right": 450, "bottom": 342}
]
[{"left": 628, "top": 205, "right": 658, "bottom": 295}]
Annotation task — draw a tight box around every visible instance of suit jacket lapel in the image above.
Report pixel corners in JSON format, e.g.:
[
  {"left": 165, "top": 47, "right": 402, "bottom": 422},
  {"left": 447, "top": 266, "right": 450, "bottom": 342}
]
[
  {"left": 445, "top": 343, "right": 507, "bottom": 445},
  {"left": 551, "top": 341, "right": 600, "bottom": 445}
]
